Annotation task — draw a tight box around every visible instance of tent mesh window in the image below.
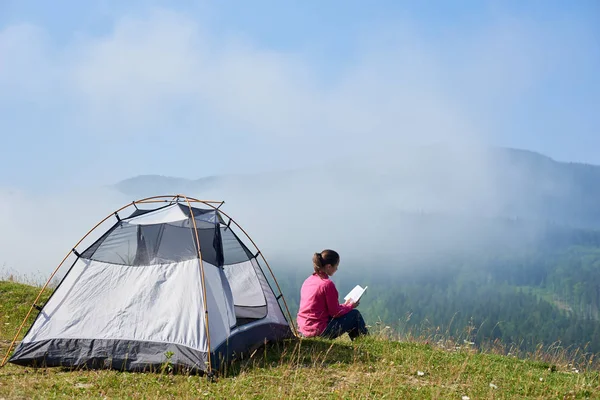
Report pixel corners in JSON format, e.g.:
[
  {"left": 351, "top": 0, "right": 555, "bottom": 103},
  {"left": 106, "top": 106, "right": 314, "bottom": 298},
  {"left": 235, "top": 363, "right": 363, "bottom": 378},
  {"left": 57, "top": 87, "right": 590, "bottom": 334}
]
[
  {"left": 222, "top": 227, "right": 268, "bottom": 325},
  {"left": 80, "top": 222, "right": 225, "bottom": 266},
  {"left": 221, "top": 227, "right": 253, "bottom": 265},
  {"left": 81, "top": 205, "right": 225, "bottom": 266}
]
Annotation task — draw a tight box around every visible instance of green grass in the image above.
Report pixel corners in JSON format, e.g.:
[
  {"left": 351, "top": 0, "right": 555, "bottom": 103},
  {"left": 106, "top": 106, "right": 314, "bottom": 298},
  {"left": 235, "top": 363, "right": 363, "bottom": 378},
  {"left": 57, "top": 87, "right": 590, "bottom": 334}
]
[
  {"left": 0, "top": 280, "right": 598, "bottom": 399},
  {"left": 0, "top": 280, "right": 52, "bottom": 343}
]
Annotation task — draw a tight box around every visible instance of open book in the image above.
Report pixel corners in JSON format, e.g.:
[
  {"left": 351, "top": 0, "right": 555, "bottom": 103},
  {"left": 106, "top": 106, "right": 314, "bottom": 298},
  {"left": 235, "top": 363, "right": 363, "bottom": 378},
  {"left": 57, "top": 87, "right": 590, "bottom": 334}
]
[{"left": 344, "top": 284, "right": 368, "bottom": 303}]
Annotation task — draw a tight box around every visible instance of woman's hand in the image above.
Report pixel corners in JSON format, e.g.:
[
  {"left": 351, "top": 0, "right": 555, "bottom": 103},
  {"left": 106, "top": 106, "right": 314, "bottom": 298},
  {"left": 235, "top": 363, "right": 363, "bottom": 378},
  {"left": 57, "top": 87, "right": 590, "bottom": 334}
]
[{"left": 345, "top": 299, "right": 359, "bottom": 308}]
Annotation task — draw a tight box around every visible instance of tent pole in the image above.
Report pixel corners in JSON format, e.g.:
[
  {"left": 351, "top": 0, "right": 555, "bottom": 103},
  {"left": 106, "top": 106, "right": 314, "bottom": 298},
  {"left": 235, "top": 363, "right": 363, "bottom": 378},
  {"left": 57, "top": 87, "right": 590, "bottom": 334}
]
[
  {"left": 134, "top": 196, "right": 223, "bottom": 204},
  {"left": 184, "top": 196, "right": 299, "bottom": 338},
  {"left": 0, "top": 202, "right": 134, "bottom": 368},
  {"left": 182, "top": 195, "right": 213, "bottom": 375}
]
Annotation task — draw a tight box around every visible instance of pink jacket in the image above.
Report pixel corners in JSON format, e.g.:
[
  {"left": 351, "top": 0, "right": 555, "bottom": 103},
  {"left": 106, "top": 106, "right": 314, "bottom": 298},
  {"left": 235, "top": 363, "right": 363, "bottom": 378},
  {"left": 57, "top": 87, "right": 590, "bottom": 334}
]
[{"left": 297, "top": 273, "right": 354, "bottom": 337}]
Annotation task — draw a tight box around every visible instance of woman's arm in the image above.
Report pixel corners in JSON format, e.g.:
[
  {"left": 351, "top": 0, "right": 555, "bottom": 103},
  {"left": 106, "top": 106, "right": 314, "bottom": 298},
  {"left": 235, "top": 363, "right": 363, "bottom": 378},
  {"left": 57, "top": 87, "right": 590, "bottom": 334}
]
[{"left": 324, "top": 281, "right": 354, "bottom": 318}]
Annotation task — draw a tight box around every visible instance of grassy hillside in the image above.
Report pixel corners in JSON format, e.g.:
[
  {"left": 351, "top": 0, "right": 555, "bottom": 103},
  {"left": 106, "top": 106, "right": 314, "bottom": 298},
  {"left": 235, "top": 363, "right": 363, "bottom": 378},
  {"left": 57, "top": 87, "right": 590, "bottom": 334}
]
[{"left": 0, "top": 280, "right": 598, "bottom": 399}]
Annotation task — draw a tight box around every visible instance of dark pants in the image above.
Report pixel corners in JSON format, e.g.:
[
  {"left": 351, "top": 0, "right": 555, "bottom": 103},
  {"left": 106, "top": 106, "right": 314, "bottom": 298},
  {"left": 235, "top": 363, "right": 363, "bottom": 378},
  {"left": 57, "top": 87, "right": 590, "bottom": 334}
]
[{"left": 320, "top": 309, "right": 369, "bottom": 340}]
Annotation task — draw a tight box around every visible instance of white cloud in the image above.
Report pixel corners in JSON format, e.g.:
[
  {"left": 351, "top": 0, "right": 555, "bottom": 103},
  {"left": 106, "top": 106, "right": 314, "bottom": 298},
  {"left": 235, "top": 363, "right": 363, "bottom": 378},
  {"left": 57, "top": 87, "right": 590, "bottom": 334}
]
[
  {"left": 71, "top": 11, "right": 206, "bottom": 129},
  {"left": 0, "top": 24, "right": 58, "bottom": 100},
  {"left": 67, "top": 10, "right": 328, "bottom": 140},
  {"left": 2, "top": 8, "right": 540, "bottom": 145}
]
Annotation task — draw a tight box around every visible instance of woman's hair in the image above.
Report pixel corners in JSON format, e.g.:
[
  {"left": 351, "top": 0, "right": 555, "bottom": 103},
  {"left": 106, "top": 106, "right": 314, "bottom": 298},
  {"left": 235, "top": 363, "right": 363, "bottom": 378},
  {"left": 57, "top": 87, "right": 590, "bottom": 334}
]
[{"left": 313, "top": 249, "right": 340, "bottom": 274}]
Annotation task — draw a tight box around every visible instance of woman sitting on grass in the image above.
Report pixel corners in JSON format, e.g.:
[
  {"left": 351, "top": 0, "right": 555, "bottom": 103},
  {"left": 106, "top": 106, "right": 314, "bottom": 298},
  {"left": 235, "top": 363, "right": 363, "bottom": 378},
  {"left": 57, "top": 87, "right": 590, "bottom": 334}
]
[{"left": 297, "top": 249, "right": 368, "bottom": 340}]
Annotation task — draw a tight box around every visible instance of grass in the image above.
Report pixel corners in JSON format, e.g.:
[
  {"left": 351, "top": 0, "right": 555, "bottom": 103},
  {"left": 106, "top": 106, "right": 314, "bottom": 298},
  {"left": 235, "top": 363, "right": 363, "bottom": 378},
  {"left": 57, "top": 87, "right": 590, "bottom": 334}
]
[
  {"left": 0, "top": 280, "right": 598, "bottom": 399},
  {"left": 0, "top": 280, "right": 53, "bottom": 343}
]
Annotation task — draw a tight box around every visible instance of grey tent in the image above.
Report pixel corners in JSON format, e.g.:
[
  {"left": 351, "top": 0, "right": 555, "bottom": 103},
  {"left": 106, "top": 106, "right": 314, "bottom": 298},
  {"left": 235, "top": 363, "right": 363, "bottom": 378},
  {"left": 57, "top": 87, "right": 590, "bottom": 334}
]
[{"left": 4, "top": 196, "right": 296, "bottom": 374}]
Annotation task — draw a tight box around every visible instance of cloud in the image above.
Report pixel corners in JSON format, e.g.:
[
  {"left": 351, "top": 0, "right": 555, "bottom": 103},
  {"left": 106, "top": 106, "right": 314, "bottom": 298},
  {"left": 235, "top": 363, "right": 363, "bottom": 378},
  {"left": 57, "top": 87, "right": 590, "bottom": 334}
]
[
  {"left": 0, "top": 24, "right": 58, "bottom": 100},
  {"left": 70, "top": 11, "right": 479, "bottom": 146},
  {"left": 70, "top": 11, "right": 207, "bottom": 131},
  {"left": 1, "top": 8, "right": 545, "bottom": 146}
]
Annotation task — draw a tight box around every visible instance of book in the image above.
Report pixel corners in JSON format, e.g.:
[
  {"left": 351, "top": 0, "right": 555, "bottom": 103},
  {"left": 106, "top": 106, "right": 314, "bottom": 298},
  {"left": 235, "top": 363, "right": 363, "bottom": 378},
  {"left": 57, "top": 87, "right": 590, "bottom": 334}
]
[{"left": 344, "top": 284, "right": 368, "bottom": 303}]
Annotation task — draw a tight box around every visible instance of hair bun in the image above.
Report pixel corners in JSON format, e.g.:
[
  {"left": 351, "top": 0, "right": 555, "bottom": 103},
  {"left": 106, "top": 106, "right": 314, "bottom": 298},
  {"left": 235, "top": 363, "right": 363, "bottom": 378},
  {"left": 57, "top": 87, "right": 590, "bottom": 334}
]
[{"left": 312, "top": 249, "right": 339, "bottom": 274}]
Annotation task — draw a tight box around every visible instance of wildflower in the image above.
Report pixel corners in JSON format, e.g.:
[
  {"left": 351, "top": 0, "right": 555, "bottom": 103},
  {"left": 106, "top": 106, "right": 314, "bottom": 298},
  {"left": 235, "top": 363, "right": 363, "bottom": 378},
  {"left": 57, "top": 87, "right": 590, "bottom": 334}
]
[
  {"left": 462, "top": 396, "right": 470, "bottom": 400},
  {"left": 489, "top": 383, "right": 498, "bottom": 389},
  {"left": 417, "top": 371, "right": 425, "bottom": 376},
  {"left": 539, "top": 377, "right": 543, "bottom": 382}
]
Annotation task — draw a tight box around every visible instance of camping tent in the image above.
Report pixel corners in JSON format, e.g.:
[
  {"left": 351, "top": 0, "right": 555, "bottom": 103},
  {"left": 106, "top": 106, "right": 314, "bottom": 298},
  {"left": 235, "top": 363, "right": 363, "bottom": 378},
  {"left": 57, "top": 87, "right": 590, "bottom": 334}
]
[{"left": 3, "top": 195, "right": 296, "bottom": 374}]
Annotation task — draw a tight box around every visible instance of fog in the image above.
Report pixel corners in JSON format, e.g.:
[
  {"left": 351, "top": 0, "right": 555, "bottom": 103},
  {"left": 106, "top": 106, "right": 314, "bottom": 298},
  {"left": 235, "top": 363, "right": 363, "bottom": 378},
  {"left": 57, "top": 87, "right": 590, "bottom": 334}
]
[
  {"left": 0, "top": 146, "right": 583, "bottom": 281},
  {"left": 112, "top": 145, "right": 572, "bottom": 273},
  {"left": 0, "top": 8, "right": 594, "bottom": 279}
]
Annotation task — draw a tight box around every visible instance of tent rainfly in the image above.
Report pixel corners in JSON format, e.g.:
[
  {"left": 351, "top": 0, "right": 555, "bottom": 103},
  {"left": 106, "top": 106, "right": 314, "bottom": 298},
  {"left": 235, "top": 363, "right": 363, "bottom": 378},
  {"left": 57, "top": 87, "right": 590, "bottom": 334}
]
[{"left": 2, "top": 195, "right": 296, "bottom": 375}]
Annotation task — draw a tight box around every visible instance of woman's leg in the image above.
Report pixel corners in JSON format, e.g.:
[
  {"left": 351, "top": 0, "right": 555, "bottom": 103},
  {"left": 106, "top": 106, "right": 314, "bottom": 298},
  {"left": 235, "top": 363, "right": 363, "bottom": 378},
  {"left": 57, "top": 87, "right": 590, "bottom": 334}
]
[{"left": 321, "top": 310, "right": 369, "bottom": 340}]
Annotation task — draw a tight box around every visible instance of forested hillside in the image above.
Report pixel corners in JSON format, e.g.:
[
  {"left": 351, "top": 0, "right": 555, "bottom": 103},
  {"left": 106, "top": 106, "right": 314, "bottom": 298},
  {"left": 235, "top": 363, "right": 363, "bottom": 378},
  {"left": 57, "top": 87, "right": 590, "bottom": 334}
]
[{"left": 275, "top": 223, "right": 600, "bottom": 354}]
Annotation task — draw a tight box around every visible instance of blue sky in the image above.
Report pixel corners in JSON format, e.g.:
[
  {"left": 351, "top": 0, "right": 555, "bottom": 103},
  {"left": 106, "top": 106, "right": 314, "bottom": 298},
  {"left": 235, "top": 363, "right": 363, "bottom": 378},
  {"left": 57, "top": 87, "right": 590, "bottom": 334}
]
[{"left": 1, "top": 0, "right": 599, "bottom": 191}]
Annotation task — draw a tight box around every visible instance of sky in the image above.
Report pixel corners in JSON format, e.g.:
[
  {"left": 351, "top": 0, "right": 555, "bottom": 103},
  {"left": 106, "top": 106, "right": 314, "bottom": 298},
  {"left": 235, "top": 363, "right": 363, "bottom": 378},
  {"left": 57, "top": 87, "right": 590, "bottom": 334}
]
[
  {"left": 0, "top": 1, "right": 599, "bottom": 277},
  {"left": 0, "top": 0, "right": 598, "bottom": 192}
]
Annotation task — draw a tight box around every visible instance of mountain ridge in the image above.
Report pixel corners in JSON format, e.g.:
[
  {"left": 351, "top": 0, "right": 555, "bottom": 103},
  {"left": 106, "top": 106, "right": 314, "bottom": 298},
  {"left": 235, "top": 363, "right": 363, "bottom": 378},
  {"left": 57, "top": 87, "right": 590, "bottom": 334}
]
[
  {"left": 113, "top": 146, "right": 600, "bottom": 229},
  {"left": 116, "top": 147, "right": 600, "bottom": 185}
]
